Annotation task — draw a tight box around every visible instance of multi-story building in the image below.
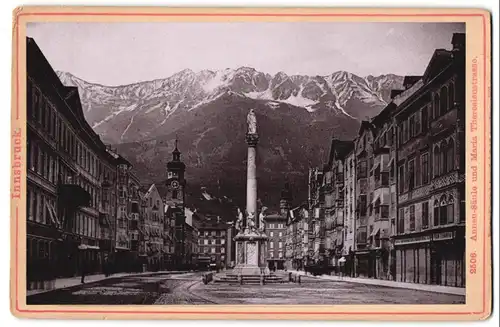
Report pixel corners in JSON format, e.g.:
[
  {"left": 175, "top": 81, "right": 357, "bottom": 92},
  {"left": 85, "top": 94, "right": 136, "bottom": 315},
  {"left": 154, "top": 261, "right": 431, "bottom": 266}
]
[
  {"left": 323, "top": 138, "right": 353, "bottom": 271},
  {"left": 105, "top": 149, "right": 134, "bottom": 272},
  {"left": 141, "top": 184, "right": 165, "bottom": 271},
  {"left": 184, "top": 219, "right": 199, "bottom": 269},
  {"left": 368, "top": 105, "right": 395, "bottom": 280},
  {"left": 26, "top": 37, "right": 121, "bottom": 285},
  {"left": 342, "top": 149, "right": 356, "bottom": 276},
  {"left": 265, "top": 211, "right": 290, "bottom": 270},
  {"left": 128, "top": 173, "right": 141, "bottom": 264},
  {"left": 197, "top": 215, "right": 230, "bottom": 269},
  {"left": 353, "top": 121, "right": 374, "bottom": 277},
  {"left": 392, "top": 33, "right": 465, "bottom": 287},
  {"left": 293, "top": 33, "right": 465, "bottom": 287},
  {"left": 286, "top": 205, "right": 309, "bottom": 270}
]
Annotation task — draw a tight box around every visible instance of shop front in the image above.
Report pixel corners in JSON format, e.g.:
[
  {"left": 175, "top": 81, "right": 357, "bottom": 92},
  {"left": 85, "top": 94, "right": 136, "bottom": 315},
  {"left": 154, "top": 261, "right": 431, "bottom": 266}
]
[
  {"left": 394, "top": 227, "right": 465, "bottom": 287},
  {"left": 354, "top": 250, "right": 372, "bottom": 277}
]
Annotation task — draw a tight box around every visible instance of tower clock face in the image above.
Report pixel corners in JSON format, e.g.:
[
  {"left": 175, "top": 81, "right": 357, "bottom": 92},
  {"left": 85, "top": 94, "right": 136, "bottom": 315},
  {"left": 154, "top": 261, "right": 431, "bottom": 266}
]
[{"left": 171, "top": 180, "right": 180, "bottom": 189}]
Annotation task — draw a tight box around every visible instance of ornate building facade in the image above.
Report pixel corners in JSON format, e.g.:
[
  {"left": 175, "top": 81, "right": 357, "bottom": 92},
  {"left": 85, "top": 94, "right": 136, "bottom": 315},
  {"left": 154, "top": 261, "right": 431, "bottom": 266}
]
[
  {"left": 302, "top": 33, "right": 465, "bottom": 287},
  {"left": 392, "top": 33, "right": 465, "bottom": 287},
  {"left": 307, "top": 168, "right": 325, "bottom": 265},
  {"left": 323, "top": 139, "right": 353, "bottom": 271}
]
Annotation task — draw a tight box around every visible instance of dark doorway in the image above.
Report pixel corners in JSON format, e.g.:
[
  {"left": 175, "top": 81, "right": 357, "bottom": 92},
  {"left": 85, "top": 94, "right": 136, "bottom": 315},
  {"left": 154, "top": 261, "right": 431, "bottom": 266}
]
[{"left": 430, "top": 248, "right": 442, "bottom": 285}]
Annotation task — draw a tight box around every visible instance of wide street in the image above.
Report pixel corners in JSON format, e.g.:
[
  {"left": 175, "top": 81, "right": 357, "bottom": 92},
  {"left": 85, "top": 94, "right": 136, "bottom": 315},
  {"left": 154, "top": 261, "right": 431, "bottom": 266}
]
[{"left": 27, "top": 272, "right": 465, "bottom": 305}]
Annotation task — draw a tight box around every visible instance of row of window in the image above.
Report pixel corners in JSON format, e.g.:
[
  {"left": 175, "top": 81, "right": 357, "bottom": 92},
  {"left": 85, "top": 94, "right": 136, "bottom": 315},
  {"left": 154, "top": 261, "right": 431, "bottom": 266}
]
[
  {"left": 201, "top": 230, "right": 226, "bottom": 237},
  {"left": 199, "top": 247, "right": 226, "bottom": 254},
  {"left": 27, "top": 187, "right": 56, "bottom": 226},
  {"left": 200, "top": 238, "right": 226, "bottom": 245},
  {"left": 397, "top": 194, "right": 465, "bottom": 234},
  {"left": 398, "top": 138, "right": 455, "bottom": 193},
  {"left": 74, "top": 212, "right": 99, "bottom": 239},
  {"left": 28, "top": 140, "right": 102, "bottom": 211},
  {"left": 399, "top": 107, "right": 426, "bottom": 145},
  {"left": 268, "top": 252, "right": 283, "bottom": 259},
  {"left": 29, "top": 83, "right": 123, "bottom": 189},
  {"left": 267, "top": 223, "right": 285, "bottom": 229},
  {"left": 27, "top": 184, "right": 101, "bottom": 239},
  {"left": 268, "top": 231, "right": 283, "bottom": 238},
  {"left": 269, "top": 242, "right": 283, "bottom": 249},
  {"left": 29, "top": 85, "right": 103, "bottom": 178},
  {"left": 398, "top": 82, "right": 455, "bottom": 146}
]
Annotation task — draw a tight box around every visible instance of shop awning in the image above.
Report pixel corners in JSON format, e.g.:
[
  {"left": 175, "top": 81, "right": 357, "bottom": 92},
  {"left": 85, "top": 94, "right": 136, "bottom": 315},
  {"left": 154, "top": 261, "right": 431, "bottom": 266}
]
[
  {"left": 372, "top": 193, "right": 390, "bottom": 206},
  {"left": 370, "top": 226, "right": 380, "bottom": 237},
  {"left": 387, "top": 156, "right": 395, "bottom": 169},
  {"left": 370, "top": 162, "right": 381, "bottom": 172},
  {"left": 45, "top": 201, "right": 59, "bottom": 227}
]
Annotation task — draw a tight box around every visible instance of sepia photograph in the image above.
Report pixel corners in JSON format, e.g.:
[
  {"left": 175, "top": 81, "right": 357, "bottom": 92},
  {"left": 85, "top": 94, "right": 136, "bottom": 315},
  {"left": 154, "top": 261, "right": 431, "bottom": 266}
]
[{"left": 10, "top": 6, "right": 492, "bottom": 320}]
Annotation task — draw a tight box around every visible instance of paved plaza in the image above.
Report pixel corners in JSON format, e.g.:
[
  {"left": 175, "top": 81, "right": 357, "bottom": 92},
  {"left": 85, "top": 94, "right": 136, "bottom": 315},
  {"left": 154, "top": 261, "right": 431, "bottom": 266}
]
[{"left": 27, "top": 272, "right": 465, "bottom": 305}]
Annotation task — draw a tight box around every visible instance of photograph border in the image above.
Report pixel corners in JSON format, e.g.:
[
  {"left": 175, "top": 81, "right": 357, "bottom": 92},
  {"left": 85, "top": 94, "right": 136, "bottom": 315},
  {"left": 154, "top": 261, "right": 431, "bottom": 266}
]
[{"left": 10, "top": 6, "right": 492, "bottom": 320}]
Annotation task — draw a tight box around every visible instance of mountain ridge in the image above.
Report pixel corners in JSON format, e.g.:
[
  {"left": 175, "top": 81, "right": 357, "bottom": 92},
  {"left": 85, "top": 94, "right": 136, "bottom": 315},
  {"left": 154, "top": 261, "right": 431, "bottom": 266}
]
[{"left": 56, "top": 67, "right": 404, "bottom": 209}]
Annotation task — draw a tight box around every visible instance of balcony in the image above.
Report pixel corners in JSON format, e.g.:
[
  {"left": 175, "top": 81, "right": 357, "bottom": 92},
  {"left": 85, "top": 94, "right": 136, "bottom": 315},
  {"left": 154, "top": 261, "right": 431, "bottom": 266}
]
[
  {"left": 58, "top": 182, "right": 91, "bottom": 209},
  {"left": 432, "top": 171, "right": 465, "bottom": 191}
]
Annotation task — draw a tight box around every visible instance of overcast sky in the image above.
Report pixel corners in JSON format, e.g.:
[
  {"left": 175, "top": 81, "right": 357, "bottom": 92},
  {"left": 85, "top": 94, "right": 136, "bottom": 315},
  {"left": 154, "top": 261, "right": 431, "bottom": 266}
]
[{"left": 27, "top": 22, "right": 464, "bottom": 86}]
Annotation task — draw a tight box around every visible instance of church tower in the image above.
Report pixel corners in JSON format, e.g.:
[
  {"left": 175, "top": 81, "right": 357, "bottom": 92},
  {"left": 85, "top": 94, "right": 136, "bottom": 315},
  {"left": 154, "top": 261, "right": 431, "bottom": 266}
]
[
  {"left": 280, "top": 181, "right": 292, "bottom": 218},
  {"left": 165, "top": 137, "right": 186, "bottom": 210}
]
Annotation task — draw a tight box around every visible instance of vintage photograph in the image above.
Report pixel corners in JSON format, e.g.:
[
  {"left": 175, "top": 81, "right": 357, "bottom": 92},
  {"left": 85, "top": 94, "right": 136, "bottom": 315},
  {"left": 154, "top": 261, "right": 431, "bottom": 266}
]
[{"left": 22, "top": 18, "right": 469, "bottom": 306}]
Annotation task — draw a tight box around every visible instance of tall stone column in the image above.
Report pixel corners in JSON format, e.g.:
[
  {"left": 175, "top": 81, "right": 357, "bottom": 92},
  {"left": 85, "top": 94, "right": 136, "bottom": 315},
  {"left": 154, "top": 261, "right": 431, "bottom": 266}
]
[{"left": 246, "top": 133, "right": 259, "bottom": 221}]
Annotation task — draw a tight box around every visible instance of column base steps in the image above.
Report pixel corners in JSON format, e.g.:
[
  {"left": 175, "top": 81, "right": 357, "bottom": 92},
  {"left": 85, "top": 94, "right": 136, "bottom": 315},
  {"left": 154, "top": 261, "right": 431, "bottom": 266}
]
[{"left": 214, "top": 274, "right": 287, "bottom": 285}]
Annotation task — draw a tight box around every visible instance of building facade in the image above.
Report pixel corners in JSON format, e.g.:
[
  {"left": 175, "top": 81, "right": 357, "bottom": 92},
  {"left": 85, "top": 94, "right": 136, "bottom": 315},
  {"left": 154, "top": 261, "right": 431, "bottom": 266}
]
[
  {"left": 264, "top": 213, "right": 287, "bottom": 270},
  {"left": 197, "top": 216, "right": 230, "bottom": 269},
  {"left": 27, "top": 37, "right": 122, "bottom": 286},
  {"left": 300, "top": 33, "right": 465, "bottom": 287},
  {"left": 141, "top": 184, "right": 165, "bottom": 271},
  {"left": 342, "top": 149, "right": 356, "bottom": 276},
  {"left": 323, "top": 139, "right": 353, "bottom": 272},
  {"left": 308, "top": 168, "right": 325, "bottom": 265},
  {"left": 392, "top": 33, "right": 465, "bottom": 287}
]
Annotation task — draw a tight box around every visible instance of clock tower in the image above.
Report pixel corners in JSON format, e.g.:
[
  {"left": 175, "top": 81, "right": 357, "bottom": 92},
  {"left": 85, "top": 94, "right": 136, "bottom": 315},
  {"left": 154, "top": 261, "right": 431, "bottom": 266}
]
[{"left": 165, "top": 137, "right": 186, "bottom": 210}]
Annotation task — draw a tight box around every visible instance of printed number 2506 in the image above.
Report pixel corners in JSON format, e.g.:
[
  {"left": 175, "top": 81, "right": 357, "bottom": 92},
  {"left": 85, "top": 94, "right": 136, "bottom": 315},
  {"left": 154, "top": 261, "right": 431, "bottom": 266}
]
[{"left": 470, "top": 252, "right": 477, "bottom": 274}]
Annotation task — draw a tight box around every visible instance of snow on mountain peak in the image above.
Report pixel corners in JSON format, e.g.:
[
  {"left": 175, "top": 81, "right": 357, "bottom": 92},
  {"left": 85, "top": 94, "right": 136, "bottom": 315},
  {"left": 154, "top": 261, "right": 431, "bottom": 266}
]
[{"left": 56, "top": 67, "right": 403, "bottom": 143}]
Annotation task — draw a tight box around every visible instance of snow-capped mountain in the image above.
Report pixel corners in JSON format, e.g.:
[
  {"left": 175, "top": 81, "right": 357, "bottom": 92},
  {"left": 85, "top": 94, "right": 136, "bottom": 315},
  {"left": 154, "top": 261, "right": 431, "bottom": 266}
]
[{"left": 57, "top": 68, "right": 403, "bottom": 144}]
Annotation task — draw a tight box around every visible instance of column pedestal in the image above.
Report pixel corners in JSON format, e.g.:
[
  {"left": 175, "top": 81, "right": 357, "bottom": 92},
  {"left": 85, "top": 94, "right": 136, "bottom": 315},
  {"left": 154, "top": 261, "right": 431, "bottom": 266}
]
[{"left": 233, "top": 230, "right": 270, "bottom": 276}]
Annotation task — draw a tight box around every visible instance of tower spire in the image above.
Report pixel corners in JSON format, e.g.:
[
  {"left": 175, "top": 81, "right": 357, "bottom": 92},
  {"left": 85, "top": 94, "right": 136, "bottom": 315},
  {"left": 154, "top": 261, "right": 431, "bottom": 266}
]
[{"left": 172, "top": 134, "right": 181, "bottom": 161}]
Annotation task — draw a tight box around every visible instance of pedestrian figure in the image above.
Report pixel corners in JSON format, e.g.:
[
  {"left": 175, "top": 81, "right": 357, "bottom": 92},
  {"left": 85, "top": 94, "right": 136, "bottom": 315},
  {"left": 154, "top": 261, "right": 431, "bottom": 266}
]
[
  {"left": 104, "top": 256, "right": 110, "bottom": 277},
  {"left": 81, "top": 259, "right": 88, "bottom": 284}
]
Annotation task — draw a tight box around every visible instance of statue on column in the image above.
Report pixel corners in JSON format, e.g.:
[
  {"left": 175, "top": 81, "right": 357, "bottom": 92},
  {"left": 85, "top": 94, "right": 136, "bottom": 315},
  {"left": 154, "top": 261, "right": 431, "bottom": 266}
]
[
  {"left": 236, "top": 208, "right": 244, "bottom": 232},
  {"left": 259, "top": 206, "right": 268, "bottom": 232},
  {"left": 247, "top": 211, "right": 256, "bottom": 231},
  {"left": 247, "top": 109, "right": 257, "bottom": 134}
]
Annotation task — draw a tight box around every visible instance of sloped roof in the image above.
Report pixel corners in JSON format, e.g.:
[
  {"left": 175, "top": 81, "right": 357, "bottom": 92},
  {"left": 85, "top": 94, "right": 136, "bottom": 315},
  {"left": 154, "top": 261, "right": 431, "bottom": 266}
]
[{"left": 326, "top": 138, "right": 355, "bottom": 168}]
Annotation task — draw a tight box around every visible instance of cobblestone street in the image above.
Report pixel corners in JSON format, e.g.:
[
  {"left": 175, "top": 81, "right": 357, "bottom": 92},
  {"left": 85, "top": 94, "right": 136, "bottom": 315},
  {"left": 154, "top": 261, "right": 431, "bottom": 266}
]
[{"left": 27, "top": 272, "right": 465, "bottom": 305}]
